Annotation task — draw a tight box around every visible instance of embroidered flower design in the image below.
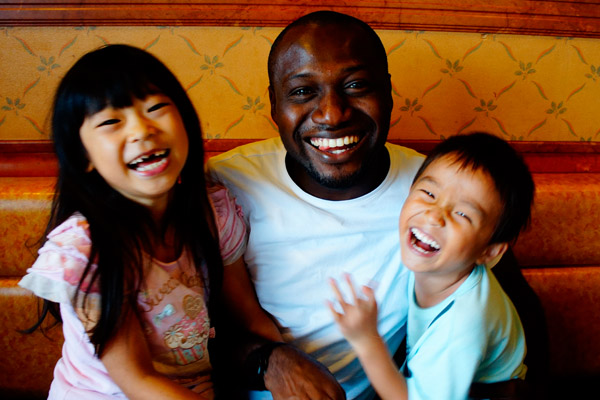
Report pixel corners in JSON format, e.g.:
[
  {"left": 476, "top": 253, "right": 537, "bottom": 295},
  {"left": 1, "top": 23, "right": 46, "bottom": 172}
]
[{"left": 164, "top": 325, "right": 185, "bottom": 348}]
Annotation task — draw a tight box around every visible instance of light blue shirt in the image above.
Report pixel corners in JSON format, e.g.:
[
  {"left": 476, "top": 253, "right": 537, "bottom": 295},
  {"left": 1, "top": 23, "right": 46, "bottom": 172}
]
[{"left": 404, "top": 264, "right": 527, "bottom": 400}]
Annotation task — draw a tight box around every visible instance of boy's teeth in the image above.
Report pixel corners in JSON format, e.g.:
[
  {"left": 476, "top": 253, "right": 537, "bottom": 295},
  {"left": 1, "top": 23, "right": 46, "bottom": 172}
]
[
  {"left": 310, "top": 135, "right": 360, "bottom": 150},
  {"left": 411, "top": 228, "right": 440, "bottom": 250}
]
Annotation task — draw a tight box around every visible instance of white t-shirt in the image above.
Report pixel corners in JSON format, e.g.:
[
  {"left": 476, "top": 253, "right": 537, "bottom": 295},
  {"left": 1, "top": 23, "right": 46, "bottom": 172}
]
[{"left": 207, "top": 138, "right": 424, "bottom": 399}]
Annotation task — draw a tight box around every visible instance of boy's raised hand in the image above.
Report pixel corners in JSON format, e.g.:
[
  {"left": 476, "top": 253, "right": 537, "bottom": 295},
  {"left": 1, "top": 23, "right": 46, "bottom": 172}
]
[{"left": 327, "top": 273, "right": 380, "bottom": 350}]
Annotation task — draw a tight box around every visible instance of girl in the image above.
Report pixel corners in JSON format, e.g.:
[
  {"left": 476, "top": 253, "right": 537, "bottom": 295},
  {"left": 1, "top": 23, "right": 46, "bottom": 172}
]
[{"left": 19, "top": 44, "right": 281, "bottom": 399}]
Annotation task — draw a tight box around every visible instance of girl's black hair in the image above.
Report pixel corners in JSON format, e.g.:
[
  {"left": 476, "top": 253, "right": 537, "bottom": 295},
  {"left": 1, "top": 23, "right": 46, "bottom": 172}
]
[
  {"left": 37, "top": 44, "right": 223, "bottom": 356},
  {"left": 413, "top": 132, "right": 535, "bottom": 245}
]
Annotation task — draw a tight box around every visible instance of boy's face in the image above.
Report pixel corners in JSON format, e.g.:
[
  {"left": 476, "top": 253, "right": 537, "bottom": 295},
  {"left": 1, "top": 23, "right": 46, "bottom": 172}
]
[{"left": 399, "top": 154, "right": 506, "bottom": 277}]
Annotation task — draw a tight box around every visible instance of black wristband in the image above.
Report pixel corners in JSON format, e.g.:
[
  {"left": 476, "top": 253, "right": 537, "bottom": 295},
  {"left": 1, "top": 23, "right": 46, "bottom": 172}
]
[{"left": 244, "top": 341, "right": 287, "bottom": 391}]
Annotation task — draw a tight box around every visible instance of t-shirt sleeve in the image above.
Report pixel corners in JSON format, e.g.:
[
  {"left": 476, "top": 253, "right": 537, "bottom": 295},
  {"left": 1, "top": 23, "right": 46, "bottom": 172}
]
[
  {"left": 208, "top": 185, "right": 248, "bottom": 265},
  {"left": 18, "top": 214, "right": 101, "bottom": 324}
]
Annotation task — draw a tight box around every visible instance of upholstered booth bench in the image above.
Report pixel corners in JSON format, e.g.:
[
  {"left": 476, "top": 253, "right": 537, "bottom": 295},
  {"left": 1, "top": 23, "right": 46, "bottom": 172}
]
[{"left": 1, "top": 140, "right": 599, "bottom": 399}]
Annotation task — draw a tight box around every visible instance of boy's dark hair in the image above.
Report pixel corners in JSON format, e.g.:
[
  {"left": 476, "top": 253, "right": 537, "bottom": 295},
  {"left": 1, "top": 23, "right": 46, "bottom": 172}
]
[
  {"left": 413, "top": 132, "right": 535, "bottom": 245},
  {"left": 267, "top": 10, "right": 388, "bottom": 83},
  {"left": 36, "top": 44, "right": 223, "bottom": 356}
]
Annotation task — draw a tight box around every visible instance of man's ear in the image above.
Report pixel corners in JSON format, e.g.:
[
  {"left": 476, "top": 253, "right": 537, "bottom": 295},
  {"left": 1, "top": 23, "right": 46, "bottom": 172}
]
[
  {"left": 268, "top": 85, "right": 276, "bottom": 120},
  {"left": 476, "top": 242, "right": 508, "bottom": 267}
]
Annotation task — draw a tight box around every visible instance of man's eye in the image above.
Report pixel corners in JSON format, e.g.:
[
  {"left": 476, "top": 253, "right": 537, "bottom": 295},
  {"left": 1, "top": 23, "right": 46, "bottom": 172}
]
[
  {"left": 346, "top": 80, "right": 367, "bottom": 90},
  {"left": 148, "top": 102, "right": 169, "bottom": 112},
  {"left": 97, "top": 119, "right": 120, "bottom": 127},
  {"left": 289, "top": 87, "right": 314, "bottom": 97}
]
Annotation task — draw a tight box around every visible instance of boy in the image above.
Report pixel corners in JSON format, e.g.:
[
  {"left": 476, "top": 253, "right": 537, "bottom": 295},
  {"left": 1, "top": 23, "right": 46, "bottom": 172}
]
[{"left": 329, "top": 132, "right": 534, "bottom": 400}]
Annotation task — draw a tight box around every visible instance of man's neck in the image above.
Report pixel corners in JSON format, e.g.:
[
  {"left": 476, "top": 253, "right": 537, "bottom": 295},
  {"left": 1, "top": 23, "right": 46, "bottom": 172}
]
[{"left": 286, "top": 147, "right": 391, "bottom": 201}]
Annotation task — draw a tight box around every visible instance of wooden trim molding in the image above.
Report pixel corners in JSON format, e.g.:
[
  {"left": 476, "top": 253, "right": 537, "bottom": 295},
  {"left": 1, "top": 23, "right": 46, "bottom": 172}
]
[
  {"left": 1, "top": 139, "right": 599, "bottom": 176},
  {"left": 2, "top": 1, "right": 600, "bottom": 38}
]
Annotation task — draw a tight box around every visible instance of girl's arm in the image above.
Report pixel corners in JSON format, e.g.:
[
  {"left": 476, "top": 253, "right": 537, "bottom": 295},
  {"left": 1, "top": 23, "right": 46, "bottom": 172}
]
[
  {"left": 100, "top": 308, "right": 210, "bottom": 400},
  {"left": 328, "top": 274, "right": 409, "bottom": 400},
  {"left": 221, "top": 256, "right": 283, "bottom": 342}
]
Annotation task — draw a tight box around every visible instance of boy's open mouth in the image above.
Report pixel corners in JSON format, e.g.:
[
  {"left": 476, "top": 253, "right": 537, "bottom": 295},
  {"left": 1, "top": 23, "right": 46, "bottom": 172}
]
[
  {"left": 410, "top": 227, "right": 441, "bottom": 254},
  {"left": 309, "top": 135, "right": 361, "bottom": 155},
  {"left": 127, "top": 149, "right": 170, "bottom": 172}
]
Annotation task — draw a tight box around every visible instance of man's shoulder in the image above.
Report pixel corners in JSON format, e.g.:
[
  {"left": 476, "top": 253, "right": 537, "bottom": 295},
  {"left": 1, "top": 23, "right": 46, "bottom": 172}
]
[
  {"left": 385, "top": 142, "right": 425, "bottom": 159},
  {"left": 207, "top": 137, "right": 284, "bottom": 167},
  {"left": 384, "top": 142, "right": 425, "bottom": 181},
  {"left": 206, "top": 137, "right": 285, "bottom": 185}
]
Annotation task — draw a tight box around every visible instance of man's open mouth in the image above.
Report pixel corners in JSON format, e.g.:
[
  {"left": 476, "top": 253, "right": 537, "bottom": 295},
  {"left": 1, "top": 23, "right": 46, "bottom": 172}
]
[
  {"left": 309, "top": 135, "right": 361, "bottom": 154},
  {"left": 127, "top": 149, "right": 170, "bottom": 172},
  {"left": 410, "top": 227, "right": 441, "bottom": 254}
]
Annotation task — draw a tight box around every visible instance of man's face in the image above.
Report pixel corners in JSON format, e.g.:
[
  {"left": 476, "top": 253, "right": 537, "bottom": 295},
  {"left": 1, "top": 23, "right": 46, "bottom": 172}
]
[{"left": 269, "top": 23, "right": 392, "bottom": 196}]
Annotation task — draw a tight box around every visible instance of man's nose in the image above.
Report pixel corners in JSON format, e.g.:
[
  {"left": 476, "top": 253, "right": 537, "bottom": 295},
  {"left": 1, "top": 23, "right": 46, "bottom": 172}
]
[{"left": 311, "top": 89, "right": 351, "bottom": 126}]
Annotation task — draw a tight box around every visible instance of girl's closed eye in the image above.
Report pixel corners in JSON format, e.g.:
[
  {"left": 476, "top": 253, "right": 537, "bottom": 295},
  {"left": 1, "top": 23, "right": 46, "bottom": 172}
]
[
  {"left": 97, "top": 118, "right": 121, "bottom": 128},
  {"left": 148, "top": 102, "right": 170, "bottom": 113}
]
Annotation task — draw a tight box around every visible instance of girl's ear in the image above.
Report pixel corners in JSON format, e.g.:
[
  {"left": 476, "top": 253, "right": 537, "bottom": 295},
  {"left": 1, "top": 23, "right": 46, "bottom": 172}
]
[{"left": 476, "top": 242, "right": 508, "bottom": 267}]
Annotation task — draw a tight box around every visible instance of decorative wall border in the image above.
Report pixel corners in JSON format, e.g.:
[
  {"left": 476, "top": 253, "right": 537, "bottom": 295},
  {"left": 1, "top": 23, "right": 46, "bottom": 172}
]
[
  {"left": 2, "top": 1, "right": 600, "bottom": 38},
  {"left": 1, "top": 139, "right": 599, "bottom": 177}
]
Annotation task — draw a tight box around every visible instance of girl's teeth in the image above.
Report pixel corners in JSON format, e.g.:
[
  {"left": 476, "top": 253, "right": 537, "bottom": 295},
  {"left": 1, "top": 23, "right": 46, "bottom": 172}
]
[
  {"left": 135, "top": 157, "right": 167, "bottom": 172},
  {"left": 129, "top": 150, "right": 168, "bottom": 167}
]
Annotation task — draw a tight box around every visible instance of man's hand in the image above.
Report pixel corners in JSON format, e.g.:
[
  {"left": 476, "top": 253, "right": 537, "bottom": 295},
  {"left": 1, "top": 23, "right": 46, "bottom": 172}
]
[{"left": 264, "top": 344, "right": 346, "bottom": 400}]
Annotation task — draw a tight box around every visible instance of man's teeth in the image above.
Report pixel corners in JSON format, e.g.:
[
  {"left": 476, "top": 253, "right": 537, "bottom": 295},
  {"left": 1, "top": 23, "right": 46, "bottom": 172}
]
[
  {"left": 310, "top": 136, "right": 360, "bottom": 151},
  {"left": 411, "top": 228, "right": 440, "bottom": 250}
]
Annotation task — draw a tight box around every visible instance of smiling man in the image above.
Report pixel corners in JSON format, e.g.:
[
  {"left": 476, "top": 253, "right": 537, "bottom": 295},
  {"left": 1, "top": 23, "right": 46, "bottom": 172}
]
[{"left": 207, "top": 11, "right": 423, "bottom": 399}]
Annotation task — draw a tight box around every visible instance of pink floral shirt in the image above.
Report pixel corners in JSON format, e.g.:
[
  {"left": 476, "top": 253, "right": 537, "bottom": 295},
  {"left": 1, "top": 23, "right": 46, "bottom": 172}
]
[{"left": 19, "top": 187, "right": 247, "bottom": 399}]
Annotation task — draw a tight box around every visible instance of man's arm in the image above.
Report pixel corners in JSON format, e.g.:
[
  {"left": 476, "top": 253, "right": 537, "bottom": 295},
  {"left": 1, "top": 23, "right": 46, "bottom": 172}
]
[
  {"left": 213, "top": 259, "right": 346, "bottom": 400},
  {"left": 262, "top": 343, "right": 346, "bottom": 400}
]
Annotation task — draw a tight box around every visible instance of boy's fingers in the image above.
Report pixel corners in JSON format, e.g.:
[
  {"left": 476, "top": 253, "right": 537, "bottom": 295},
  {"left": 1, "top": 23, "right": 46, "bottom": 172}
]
[
  {"left": 362, "top": 285, "right": 375, "bottom": 299},
  {"left": 328, "top": 278, "right": 346, "bottom": 306},
  {"left": 326, "top": 300, "right": 341, "bottom": 320},
  {"left": 343, "top": 273, "right": 359, "bottom": 302}
]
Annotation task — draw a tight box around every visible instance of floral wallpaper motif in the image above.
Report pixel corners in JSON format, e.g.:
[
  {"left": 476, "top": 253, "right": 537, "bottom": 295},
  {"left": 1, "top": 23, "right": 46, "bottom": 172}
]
[{"left": 1, "top": 26, "right": 599, "bottom": 142}]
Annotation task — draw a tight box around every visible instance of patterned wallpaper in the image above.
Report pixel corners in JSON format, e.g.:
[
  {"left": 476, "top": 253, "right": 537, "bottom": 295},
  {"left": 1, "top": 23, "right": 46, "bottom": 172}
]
[{"left": 1, "top": 26, "right": 599, "bottom": 142}]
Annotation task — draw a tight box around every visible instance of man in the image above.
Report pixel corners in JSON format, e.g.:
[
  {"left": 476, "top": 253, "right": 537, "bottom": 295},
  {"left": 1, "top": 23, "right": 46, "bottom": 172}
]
[{"left": 208, "top": 10, "right": 547, "bottom": 400}]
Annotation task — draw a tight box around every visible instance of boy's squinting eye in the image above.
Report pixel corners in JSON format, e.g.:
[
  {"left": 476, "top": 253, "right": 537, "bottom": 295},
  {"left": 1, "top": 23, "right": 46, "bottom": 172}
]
[
  {"left": 455, "top": 211, "right": 472, "bottom": 222},
  {"left": 419, "top": 189, "right": 435, "bottom": 199}
]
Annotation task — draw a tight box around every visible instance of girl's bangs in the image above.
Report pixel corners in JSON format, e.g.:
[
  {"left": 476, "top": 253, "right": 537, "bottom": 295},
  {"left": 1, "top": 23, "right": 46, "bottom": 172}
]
[{"left": 79, "top": 70, "right": 158, "bottom": 117}]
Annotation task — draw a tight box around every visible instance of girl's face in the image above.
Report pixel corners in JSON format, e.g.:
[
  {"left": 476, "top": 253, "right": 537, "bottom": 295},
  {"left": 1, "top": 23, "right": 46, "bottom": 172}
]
[
  {"left": 399, "top": 155, "right": 505, "bottom": 278},
  {"left": 79, "top": 93, "right": 189, "bottom": 213}
]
